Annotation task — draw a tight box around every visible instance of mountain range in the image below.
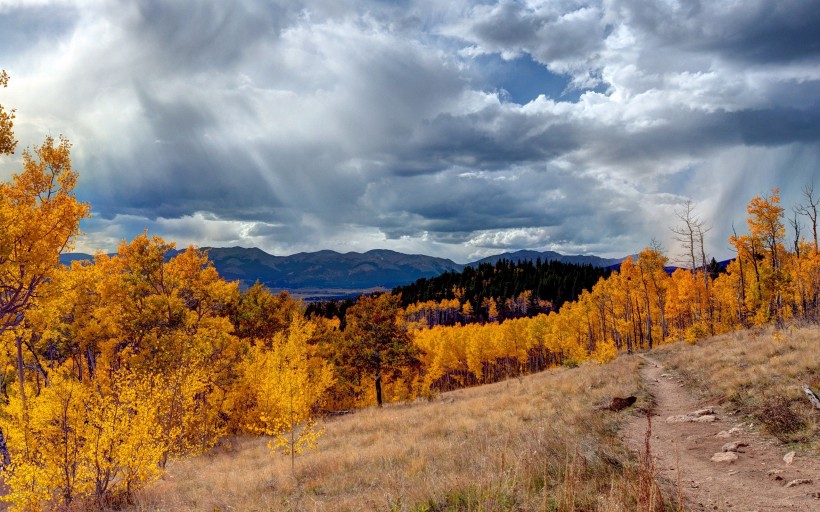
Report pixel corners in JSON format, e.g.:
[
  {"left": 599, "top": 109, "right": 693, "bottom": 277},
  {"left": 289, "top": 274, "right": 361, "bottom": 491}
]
[
  {"left": 469, "top": 250, "right": 624, "bottom": 269},
  {"left": 59, "top": 247, "right": 627, "bottom": 299}
]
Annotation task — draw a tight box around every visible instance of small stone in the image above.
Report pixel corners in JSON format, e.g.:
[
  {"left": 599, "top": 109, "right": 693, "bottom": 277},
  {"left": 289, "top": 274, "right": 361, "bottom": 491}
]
[
  {"left": 766, "top": 469, "right": 783, "bottom": 476},
  {"left": 715, "top": 430, "right": 731, "bottom": 438},
  {"left": 722, "top": 441, "right": 749, "bottom": 452},
  {"left": 693, "top": 408, "right": 716, "bottom": 416},
  {"left": 669, "top": 412, "right": 719, "bottom": 423},
  {"left": 785, "top": 478, "right": 812, "bottom": 488},
  {"left": 783, "top": 451, "right": 796, "bottom": 464},
  {"left": 711, "top": 452, "right": 738, "bottom": 463}
]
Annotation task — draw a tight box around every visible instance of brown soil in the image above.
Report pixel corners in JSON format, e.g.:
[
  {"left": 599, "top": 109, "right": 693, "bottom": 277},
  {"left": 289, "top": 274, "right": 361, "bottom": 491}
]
[{"left": 624, "top": 355, "right": 820, "bottom": 511}]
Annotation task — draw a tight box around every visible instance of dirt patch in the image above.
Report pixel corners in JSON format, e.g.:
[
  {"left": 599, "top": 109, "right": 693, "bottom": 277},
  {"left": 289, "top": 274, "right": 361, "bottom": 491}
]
[{"left": 623, "top": 355, "right": 820, "bottom": 511}]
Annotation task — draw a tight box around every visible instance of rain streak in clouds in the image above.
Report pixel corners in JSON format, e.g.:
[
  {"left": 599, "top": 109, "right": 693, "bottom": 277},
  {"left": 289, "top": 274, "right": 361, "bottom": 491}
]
[{"left": 1, "top": 0, "right": 819, "bottom": 262}]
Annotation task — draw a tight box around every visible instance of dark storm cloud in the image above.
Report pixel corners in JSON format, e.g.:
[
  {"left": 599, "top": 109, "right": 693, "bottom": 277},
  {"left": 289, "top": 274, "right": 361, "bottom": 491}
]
[
  {"left": 407, "top": 106, "right": 581, "bottom": 170},
  {"left": 0, "top": 4, "right": 78, "bottom": 60},
  {"left": 360, "top": 164, "right": 642, "bottom": 256},
  {"left": 2, "top": 0, "right": 819, "bottom": 262},
  {"left": 733, "top": 107, "right": 820, "bottom": 147},
  {"left": 118, "top": 0, "right": 292, "bottom": 73},
  {"left": 447, "top": 0, "right": 606, "bottom": 66},
  {"left": 610, "top": 0, "right": 820, "bottom": 64}
]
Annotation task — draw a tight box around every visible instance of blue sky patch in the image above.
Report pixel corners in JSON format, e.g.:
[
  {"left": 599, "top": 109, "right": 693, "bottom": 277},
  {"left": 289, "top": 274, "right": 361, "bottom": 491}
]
[{"left": 475, "top": 53, "right": 582, "bottom": 104}]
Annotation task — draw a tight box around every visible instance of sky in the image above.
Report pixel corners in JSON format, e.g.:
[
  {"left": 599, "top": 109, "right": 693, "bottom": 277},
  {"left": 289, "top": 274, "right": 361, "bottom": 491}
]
[{"left": 1, "top": 0, "right": 819, "bottom": 264}]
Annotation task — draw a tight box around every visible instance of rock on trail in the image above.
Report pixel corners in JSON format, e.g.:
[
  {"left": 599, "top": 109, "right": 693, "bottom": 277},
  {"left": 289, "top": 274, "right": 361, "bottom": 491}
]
[{"left": 622, "top": 355, "right": 820, "bottom": 511}]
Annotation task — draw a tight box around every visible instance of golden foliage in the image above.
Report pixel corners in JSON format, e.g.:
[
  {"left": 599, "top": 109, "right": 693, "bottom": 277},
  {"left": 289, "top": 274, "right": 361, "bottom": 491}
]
[
  {"left": 0, "top": 70, "right": 16, "bottom": 155},
  {"left": 1, "top": 136, "right": 90, "bottom": 332},
  {"left": 407, "top": 191, "right": 820, "bottom": 391},
  {"left": 0, "top": 235, "right": 336, "bottom": 508},
  {"left": 238, "top": 313, "right": 334, "bottom": 470}
]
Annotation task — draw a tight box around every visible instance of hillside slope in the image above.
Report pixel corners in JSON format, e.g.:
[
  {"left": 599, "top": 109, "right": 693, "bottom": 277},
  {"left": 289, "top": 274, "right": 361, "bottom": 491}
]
[
  {"left": 626, "top": 327, "right": 820, "bottom": 511},
  {"left": 129, "top": 356, "right": 648, "bottom": 511},
  {"left": 626, "top": 354, "right": 819, "bottom": 511},
  {"left": 126, "top": 326, "right": 820, "bottom": 511}
]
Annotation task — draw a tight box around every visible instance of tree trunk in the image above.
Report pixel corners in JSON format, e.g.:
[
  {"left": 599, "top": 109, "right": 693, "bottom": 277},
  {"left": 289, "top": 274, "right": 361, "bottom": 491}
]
[
  {"left": 0, "top": 427, "right": 10, "bottom": 467},
  {"left": 16, "top": 333, "right": 27, "bottom": 412},
  {"left": 375, "top": 372, "right": 383, "bottom": 407}
]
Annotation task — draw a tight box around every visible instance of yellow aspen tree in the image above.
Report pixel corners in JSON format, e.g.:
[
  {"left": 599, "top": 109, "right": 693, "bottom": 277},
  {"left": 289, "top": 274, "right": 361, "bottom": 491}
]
[
  {"left": 342, "top": 294, "right": 418, "bottom": 407},
  {"left": 241, "top": 314, "right": 334, "bottom": 475},
  {"left": 0, "top": 70, "right": 16, "bottom": 155},
  {"left": 411, "top": 326, "right": 440, "bottom": 388},
  {"left": 746, "top": 189, "right": 787, "bottom": 326},
  {"left": 1, "top": 137, "right": 90, "bottom": 412},
  {"left": 2, "top": 369, "right": 91, "bottom": 510},
  {"left": 461, "top": 300, "right": 474, "bottom": 320},
  {"left": 81, "top": 370, "right": 164, "bottom": 505},
  {"left": 465, "top": 323, "right": 492, "bottom": 382},
  {"left": 636, "top": 246, "right": 669, "bottom": 348}
]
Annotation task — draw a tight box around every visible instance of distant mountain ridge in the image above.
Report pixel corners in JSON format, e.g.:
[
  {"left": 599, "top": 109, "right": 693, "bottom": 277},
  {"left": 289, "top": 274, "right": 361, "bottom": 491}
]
[
  {"left": 469, "top": 249, "right": 624, "bottom": 269},
  {"left": 59, "top": 247, "right": 628, "bottom": 296}
]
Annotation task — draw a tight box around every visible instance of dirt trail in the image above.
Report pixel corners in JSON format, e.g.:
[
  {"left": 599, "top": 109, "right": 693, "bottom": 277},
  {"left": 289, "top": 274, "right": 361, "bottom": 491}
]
[{"left": 623, "top": 355, "right": 819, "bottom": 511}]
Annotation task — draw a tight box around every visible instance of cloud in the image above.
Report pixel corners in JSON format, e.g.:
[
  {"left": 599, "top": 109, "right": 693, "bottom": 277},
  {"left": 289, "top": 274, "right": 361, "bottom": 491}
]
[
  {"left": 446, "top": 0, "right": 607, "bottom": 86},
  {"left": 1, "top": 0, "right": 819, "bottom": 264},
  {"left": 607, "top": 0, "right": 820, "bottom": 65}
]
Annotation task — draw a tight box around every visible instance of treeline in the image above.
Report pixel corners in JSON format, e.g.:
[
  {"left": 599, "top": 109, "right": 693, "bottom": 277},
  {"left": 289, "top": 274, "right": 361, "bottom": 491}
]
[
  {"left": 395, "top": 259, "right": 611, "bottom": 325},
  {"left": 410, "top": 188, "right": 820, "bottom": 393},
  {"left": 307, "top": 259, "right": 610, "bottom": 329}
]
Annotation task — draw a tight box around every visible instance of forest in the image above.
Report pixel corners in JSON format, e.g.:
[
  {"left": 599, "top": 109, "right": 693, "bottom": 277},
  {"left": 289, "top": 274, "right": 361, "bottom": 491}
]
[
  {"left": 306, "top": 258, "right": 611, "bottom": 328},
  {"left": 2, "top": 69, "right": 820, "bottom": 510},
  {"left": 394, "top": 258, "right": 611, "bottom": 324}
]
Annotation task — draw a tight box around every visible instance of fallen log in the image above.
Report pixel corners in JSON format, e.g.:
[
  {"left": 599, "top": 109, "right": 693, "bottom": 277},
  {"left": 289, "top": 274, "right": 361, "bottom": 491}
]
[
  {"left": 324, "top": 409, "right": 353, "bottom": 416},
  {"left": 803, "top": 384, "right": 820, "bottom": 411}
]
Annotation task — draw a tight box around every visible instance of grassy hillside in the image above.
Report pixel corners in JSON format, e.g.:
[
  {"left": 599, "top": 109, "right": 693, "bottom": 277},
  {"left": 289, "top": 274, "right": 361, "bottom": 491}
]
[
  {"left": 652, "top": 325, "right": 820, "bottom": 447},
  {"left": 128, "top": 355, "right": 651, "bottom": 511},
  {"left": 125, "top": 326, "right": 820, "bottom": 511}
]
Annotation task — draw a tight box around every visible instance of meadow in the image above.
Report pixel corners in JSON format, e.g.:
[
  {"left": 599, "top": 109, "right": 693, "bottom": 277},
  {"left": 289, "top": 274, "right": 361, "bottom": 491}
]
[
  {"left": 130, "top": 354, "right": 649, "bottom": 511},
  {"left": 126, "top": 325, "right": 819, "bottom": 512}
]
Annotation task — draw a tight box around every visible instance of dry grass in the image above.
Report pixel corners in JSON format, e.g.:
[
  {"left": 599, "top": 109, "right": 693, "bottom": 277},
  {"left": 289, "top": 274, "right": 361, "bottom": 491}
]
[
  {"left": 652, "top": 324, "right": 820, "bottom": 448},
  {"left": 127, "top": 355, "right": 653, "bottom": 511}
]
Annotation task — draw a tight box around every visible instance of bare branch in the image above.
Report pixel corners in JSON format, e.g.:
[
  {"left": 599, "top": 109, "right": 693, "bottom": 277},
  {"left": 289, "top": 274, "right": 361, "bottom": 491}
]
[{"left": 795, "top": 181, "right": 819, "bottom": 253}]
